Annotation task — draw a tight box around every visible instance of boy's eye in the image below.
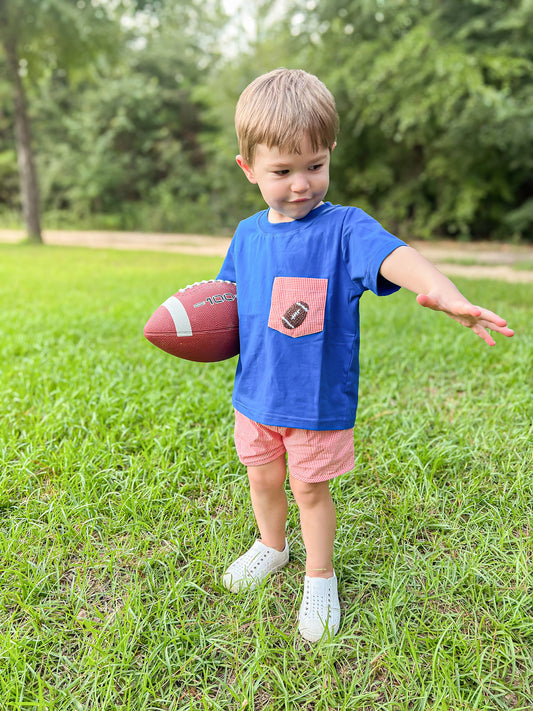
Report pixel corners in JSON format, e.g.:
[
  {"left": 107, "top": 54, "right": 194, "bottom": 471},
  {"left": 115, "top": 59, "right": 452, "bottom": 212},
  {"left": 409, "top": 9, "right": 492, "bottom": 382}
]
[{"left": 271, "top": 163, "right": 324, "bottom": 176}]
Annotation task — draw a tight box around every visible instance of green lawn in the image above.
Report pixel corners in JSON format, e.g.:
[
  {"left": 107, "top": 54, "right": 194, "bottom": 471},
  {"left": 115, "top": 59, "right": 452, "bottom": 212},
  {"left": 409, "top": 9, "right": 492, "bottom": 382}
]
[{"left": 0, "top": 244, "right": 531, "bottom": 710}]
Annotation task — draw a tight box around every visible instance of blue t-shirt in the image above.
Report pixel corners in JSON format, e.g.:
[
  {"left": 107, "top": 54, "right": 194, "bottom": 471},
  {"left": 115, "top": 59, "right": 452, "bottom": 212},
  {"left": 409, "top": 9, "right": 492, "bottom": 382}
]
[{"left": 217, "top": 202, "right": 405, "bottom": 430}]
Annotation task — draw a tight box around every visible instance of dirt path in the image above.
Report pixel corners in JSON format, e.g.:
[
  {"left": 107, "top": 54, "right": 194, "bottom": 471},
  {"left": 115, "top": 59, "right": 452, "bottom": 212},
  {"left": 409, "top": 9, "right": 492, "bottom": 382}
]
[{"left": 1, "top": 228, "right": 532, "bottom": 283}]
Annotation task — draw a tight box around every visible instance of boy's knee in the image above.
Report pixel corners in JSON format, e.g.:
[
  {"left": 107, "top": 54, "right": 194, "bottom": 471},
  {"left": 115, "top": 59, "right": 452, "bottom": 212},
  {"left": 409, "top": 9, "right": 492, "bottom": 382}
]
[
  {"left": 247, "top": 456, "right": 287, "bottom": 491},
  {"left": 290, "top": 477, "right": 330, "bottom": 507}
]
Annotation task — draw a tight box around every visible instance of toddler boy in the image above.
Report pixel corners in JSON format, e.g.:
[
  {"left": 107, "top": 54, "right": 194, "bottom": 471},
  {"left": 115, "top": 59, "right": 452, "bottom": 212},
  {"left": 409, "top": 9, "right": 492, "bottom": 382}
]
[{"left": 216, "top": 68, "right": 513, "bottom": 642}]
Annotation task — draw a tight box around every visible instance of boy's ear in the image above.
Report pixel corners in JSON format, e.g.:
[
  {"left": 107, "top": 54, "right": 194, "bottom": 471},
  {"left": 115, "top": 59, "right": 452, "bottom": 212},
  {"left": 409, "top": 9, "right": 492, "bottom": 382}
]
[{"left": 236, "top": 155, "right": 257, "bottom": 184}]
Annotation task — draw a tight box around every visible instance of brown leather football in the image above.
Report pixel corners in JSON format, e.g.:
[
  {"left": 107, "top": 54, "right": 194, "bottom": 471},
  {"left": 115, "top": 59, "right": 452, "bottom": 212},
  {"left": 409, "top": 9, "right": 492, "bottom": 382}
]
[{"left": 144, "top": 280, "right": 239, "bottom": 362}]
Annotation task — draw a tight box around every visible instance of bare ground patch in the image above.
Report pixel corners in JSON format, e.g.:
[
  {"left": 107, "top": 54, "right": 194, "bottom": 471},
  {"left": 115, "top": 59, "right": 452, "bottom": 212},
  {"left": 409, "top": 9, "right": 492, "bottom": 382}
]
[{"left": 1, "top": 229, "right": 532, "bottom": 282}]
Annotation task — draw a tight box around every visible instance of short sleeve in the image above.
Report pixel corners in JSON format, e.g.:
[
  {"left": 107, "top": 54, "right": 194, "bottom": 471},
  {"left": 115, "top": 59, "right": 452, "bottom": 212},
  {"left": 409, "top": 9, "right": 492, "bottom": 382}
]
[
  {"left": 341, "top": 208, "right": 406, "bottom": 296},
  {"left": 216, "top": 235, "right": 236, "bottom": 283}
]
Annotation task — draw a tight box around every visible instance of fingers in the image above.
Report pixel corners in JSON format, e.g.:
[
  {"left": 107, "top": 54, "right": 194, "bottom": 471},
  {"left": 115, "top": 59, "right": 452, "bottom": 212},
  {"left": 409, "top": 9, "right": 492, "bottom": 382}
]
[
  {"left": 473, "top": 305, "right": 509, "bottom": 328},
  {"left": 416, "top": 294, "right": 514, "bottom": 344},
  {"left": 473, "top": 324, "right": 496, "bottom": 347},
  {"left": 465, "top": 306, "right": 514, "bottom": 339}
]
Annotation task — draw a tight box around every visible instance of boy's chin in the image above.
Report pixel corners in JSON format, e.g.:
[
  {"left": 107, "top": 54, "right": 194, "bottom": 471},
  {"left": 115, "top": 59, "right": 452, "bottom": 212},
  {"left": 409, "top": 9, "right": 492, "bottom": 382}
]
[{"left": 269, "top": 200, "right": 323, "bottom": 223}]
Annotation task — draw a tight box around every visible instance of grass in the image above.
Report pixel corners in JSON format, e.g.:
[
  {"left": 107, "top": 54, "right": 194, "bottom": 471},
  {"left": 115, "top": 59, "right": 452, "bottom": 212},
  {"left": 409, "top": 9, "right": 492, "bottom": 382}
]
[
  {"left": 512, "top": 261, "right": 533, "bottom": 272},
  {"left": 0, "top": 244, "right": 531, "bottom": 710},
  {"left": 431, "top": 257, "right": 533, "bottom": 271}
]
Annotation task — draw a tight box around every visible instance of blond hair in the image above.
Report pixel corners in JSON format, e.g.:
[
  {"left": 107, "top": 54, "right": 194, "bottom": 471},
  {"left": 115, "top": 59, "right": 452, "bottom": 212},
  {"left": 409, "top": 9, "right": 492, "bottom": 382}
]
[{"left": 235, "top": 68, "right": 339, "bottom": 165}]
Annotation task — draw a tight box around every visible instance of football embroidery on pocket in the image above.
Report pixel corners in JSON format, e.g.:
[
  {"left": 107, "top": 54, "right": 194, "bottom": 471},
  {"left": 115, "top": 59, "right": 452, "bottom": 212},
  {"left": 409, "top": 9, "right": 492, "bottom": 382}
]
[
  {"left": 268, "top": 276, "right": 328, "bottom": 338},
  {"left": 282, "top": 301, "right": 309, "bottom": 330}
]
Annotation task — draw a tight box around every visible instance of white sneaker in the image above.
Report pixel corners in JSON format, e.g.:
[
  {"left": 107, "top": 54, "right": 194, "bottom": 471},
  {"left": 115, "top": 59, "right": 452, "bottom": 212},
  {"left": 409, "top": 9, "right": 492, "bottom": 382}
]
[
  {"left": 222, "top": 539, "right": 289, "bottom": 593},
  {"left": 298, "top": 573, "right": 341, "bottom": 642}
]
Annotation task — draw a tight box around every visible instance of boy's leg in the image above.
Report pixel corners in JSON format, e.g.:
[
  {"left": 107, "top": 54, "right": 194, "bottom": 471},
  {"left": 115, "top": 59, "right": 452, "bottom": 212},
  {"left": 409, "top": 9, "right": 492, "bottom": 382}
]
[
  {"left": 247, "top": 454, "right": 288, "bottom": 551},
  {"left": 289, "top": 477, "right": 336, "bottom": 577},
  {"left": 290, "top": 475, "right": 340, "bottom": 642},
  {"left": 233, "top": 412, "right": 289, "bottom": 550},
  {"left": 284, "top": 427, "right": 352, "bottom": 574},
  {"left": 222, "top": 454, "right": 289, "bottom": 592}
]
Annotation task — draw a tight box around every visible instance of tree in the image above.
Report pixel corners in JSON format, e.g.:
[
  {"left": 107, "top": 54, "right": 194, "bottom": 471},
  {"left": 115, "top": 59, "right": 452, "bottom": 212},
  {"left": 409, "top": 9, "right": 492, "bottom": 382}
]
[
  {"left": 0, "top": 0, "right": 119, "bottom": 242},
  {"left": 290, "top": 0, "right": 533, "bottom": 240},
  {"left": 0, "top": 0, "right": 40, "bottom": 240},
  {"left": 27, "top": 0, "right": 231, "bottom": 234}
]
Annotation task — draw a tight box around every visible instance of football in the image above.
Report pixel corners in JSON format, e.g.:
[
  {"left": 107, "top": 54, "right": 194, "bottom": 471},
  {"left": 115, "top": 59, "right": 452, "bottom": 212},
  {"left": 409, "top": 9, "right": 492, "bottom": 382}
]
[
  {"left": 282, "top": 301, "right": 309, "bottom": 330},
  {"left": 144, "top": 280, "right": 239, "bottom": 362}
]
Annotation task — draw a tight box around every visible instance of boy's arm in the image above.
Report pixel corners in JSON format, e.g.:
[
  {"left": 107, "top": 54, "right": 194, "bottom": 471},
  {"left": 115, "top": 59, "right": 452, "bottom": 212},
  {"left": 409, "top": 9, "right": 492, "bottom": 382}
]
[{"left": 380, "top": 246, "right": 514, "bottom": 346}]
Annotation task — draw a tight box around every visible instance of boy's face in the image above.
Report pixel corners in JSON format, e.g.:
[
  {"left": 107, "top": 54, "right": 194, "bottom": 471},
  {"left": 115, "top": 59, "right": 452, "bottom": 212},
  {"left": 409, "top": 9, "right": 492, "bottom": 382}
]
[{"left": 237, "top": 135, "right": 334, "bottom": 223}]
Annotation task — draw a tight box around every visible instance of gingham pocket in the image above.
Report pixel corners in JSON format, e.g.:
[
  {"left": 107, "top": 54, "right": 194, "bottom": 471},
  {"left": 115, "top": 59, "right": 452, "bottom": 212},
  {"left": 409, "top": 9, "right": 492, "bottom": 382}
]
[{"left": 268, "top": 276, "right": 328, "bottom": 338}]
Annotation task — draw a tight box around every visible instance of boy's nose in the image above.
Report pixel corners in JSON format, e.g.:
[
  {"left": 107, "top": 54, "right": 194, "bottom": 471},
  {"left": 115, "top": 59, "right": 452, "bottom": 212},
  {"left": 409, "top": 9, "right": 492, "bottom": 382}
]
[{"left": 291, "top": 173, "right": 310, "bottom": 192}]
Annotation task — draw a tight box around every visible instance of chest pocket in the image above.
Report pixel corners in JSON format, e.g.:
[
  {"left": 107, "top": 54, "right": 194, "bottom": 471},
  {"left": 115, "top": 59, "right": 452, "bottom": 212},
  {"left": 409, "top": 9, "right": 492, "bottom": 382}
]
[{"left": 268, "top": 276, "right": 328, "bottom": 338}]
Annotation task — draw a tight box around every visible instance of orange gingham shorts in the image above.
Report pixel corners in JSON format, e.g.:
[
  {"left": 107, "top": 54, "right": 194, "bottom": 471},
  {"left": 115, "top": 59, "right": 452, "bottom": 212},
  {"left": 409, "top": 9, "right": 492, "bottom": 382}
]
[{"left": 234, "top": 410, "right": 355, "bottom": 483}]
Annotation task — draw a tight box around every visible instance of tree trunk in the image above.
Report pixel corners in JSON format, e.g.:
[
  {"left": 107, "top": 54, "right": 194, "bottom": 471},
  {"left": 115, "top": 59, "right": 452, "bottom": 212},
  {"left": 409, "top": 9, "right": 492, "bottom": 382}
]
[{"left": 4, "top": 37, "right": 42, "bottom": 243}]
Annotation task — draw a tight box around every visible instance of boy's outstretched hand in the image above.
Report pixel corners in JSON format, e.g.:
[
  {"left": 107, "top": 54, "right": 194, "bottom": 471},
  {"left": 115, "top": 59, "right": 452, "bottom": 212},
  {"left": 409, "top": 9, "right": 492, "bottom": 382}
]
[
  {"left": 415, "top": 292, "right": 514, "bottom": 346},
  {"left": 380, "top": 246, "right": 515, "bottom": 346}
]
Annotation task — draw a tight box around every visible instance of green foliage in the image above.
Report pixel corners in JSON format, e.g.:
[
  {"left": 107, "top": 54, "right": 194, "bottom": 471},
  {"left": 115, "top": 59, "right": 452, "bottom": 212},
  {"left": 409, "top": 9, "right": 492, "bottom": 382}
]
[
  {"left": 0, "top": 0, "right": 532, "bottom": 239},
  {"left": 298, "top": 0, "right": 533, "bottom": 240},
  {"left": 0, "top": 0, "right": 120, "bottom": 80},
  {"left": 0, "top": 245, "right": 531, "bottom": 708},
  {"left": 30, "top": 0, "right": 228, "bottom": 233},
  {"left": 0, "top": 74, "right": 19, "bottom": 207}
]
